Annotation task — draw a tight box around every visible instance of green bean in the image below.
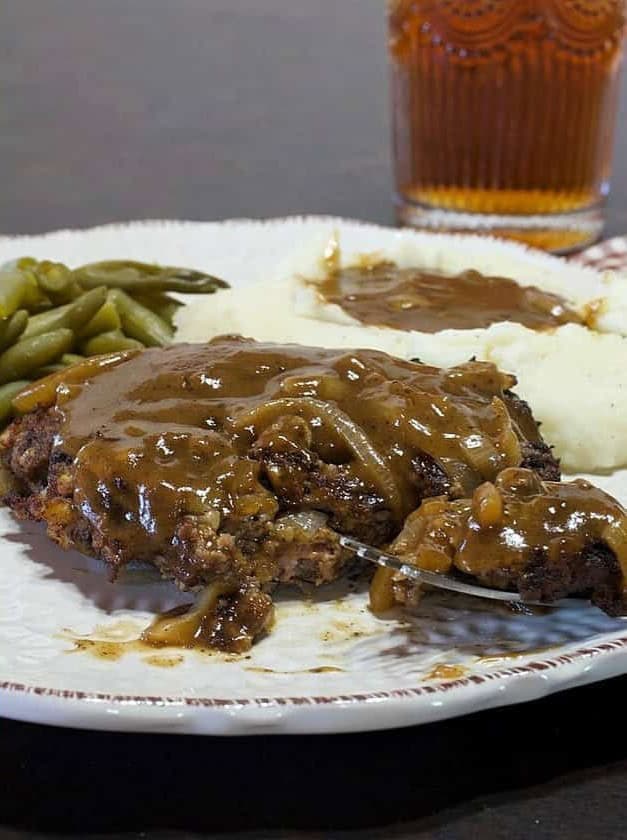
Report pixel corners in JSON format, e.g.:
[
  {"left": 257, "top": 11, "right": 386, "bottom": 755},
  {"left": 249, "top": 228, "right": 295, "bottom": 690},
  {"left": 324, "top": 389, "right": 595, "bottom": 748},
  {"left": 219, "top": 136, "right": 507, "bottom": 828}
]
[
  {"left": 0, "top": 328, "right": 74, "bottom": 385},
  {"left": 0, "top": 265, "right": 39, "bottom": 318},
  {"left": 73, "top": 260, "right": 228, "bottom": 293},
  {"left": 17, "top": 266, "right": 53, "bottom": 311},
  {"left": 81, "top": 330, "right": 144, "bottom": 355},
  {"left": 33, "top": 261, "right": 79, "bottom": 302},
  {"left": 108, "top": 289, "right": 172, "bottom": 347},
  {"left": 0, "top": 381, "right": 31, "bottom": 424},
  {"left": 16, "top": 257, "right": 37, "bottom": 271},
  {"left": 0, "top": 321, "right": 10, "bottom": 353},
  {"left": 36, "top": 353, "right": 86, "bottom": 376},
  {"left": 131, "top": 291, "right": 183, "bottom": 326},
  {"left": 21, "top": 301, "right": 71, "bottom": 336},
  {"left": 5, "top": 310, "right": 29, "bottom": 345},
  {"left": 66, "top": 287, "right": 107, "bottom": 330},
  {"left": 78, "top": 292, "right": 122, "bottom": 339},
  {"left": 22, "top": 287, "right": 107, "bottom": 340},
  {"left": 61, "top": 353, "right": 85, "bottom": 366},
  {"left": 0, "top": 310, "right": 29, "bottom": 352},
  {"left": 23, "top": 291, "right": 53, "bottom": 312},
  {"left": 35, "top": 363, "right": 66, "bottom": 377}
]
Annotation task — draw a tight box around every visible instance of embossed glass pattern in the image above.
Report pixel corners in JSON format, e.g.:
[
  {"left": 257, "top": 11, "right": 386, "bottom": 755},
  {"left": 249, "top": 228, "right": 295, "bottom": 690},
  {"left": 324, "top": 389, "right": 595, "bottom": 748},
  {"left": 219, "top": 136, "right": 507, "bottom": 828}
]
[{"left": 390, "top": 1, "right": 627, "bottom": 252}]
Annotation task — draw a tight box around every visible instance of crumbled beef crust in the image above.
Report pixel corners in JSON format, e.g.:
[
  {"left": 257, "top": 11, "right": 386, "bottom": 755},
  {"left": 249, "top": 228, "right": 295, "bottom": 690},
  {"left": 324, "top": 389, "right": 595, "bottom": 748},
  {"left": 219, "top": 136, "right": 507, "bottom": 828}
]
[
  {"left": 1, "top": 407, "right": 59, "bottom": 494},
  {"left": 410, "top": 451, "right": 451, "bottom": 500},
  {"left": 205, "top": 583, "right": 274, "bottom": 652},
  {"left": 519, "top": 543, "right": 625, "bottom": 616},
  {"left": 252, "top": 445, "right": 395, "bottom": 546},
  {"left": 520, "top": 440, "right": 561, "bottom": 483},
  {"left": 504, "top": 388, "right": 561, "bottom": 481},
  {"left": 472, "top": 543, "right": 625, "bottom": 616},
  {"left": 503, "top": 389, "right": 543, "bottom": 443}
]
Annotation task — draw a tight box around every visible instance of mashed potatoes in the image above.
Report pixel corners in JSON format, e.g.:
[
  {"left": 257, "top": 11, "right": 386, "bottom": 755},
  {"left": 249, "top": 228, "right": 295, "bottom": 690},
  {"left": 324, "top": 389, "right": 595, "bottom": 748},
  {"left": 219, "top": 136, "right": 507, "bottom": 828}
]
[
  {"left": 176, "top": 226, "right": 627, "bottom": 473},
  {"left": 484, "top": 323, "right": 627, "bottom": 472}
]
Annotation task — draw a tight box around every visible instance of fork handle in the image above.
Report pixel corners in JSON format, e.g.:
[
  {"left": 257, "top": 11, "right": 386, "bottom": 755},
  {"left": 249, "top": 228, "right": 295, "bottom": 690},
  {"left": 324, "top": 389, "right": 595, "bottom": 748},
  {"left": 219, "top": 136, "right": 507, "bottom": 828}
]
[{"left": 337, "top": 534, "right": 567, "bottom": 606}]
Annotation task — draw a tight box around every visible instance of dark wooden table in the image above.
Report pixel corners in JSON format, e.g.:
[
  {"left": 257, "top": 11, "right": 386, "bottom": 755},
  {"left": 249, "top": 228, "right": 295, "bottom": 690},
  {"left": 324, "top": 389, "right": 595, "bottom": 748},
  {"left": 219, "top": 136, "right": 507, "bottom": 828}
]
[{"left": 1, "top": 2, "right": 627, "bottom": 838}]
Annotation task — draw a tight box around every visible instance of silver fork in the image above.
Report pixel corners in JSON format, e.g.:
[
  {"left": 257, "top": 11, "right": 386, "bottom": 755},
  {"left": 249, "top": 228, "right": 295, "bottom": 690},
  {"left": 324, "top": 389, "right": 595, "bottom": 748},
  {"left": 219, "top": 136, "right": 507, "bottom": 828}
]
[{"left": 338, "top": 534, "right": 576, "bottom": 608}]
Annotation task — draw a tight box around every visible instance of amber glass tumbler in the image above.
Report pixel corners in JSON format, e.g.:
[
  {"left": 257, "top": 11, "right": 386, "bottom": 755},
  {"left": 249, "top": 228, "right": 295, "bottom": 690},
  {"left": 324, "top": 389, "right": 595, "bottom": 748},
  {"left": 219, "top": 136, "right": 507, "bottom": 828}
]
[{"left": 389, "top": 1, "right": 627, "bottom": 252}]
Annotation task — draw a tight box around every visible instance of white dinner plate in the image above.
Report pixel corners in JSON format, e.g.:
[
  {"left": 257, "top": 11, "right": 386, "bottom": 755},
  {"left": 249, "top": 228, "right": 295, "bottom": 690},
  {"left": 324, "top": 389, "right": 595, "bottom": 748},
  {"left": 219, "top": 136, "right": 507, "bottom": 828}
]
[{"left": 1, "top": 216, "right": 626, "bottom": 736}]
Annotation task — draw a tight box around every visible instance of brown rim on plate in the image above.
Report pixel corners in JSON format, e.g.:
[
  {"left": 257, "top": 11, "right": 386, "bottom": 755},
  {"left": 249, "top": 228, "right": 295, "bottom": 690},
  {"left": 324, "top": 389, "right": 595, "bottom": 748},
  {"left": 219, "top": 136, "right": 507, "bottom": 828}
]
[
  {"left": 1, "top": 634, "right": 626, "bottom": 708},
  {"left": 571, "top": 235, "right": 627, "bottom": 272}
]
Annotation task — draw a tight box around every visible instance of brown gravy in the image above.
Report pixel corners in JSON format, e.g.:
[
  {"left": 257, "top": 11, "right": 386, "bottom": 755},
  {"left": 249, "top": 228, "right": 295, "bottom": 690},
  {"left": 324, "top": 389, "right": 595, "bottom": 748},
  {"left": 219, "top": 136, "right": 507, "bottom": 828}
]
[
  {"left": 318, "top": 263, "right": 583, "bottom": 333},
  {"left": 392, "top": 467, "right": 627, "bottom": 585},
  {"left": 52, "top": 337, "right": 533, "bottom": 566},
  {"left": 28, "top": 337, "right": 627, "bottom": 642}
]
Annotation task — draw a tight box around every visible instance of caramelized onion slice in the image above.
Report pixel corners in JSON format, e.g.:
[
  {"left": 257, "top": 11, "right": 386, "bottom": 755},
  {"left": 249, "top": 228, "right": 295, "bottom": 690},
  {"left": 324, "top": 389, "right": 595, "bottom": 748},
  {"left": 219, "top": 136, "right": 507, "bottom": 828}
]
[
  {"left": 232, "top": 397, "right": 402, "bottom": 518},
  {"left": 369, "top": 566, "right": 397, "bottom": 614},
  {"left": 142, "top": 581, "right": 235, "bottom": 647},
  {"left": 491, "top": 397, "right": 522, "bottom": 467}
]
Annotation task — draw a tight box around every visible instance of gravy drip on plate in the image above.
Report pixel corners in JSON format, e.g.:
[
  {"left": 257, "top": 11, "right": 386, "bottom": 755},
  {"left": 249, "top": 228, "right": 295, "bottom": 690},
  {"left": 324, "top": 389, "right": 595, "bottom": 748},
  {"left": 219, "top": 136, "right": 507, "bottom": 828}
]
[{"left": 318, "top": 263, "right": 583, "bottom": 332}]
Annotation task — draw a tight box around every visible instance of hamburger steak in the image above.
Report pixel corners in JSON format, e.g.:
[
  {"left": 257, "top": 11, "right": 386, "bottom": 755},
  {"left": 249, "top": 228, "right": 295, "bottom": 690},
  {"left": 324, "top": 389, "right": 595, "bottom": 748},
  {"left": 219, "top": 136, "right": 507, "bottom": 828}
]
[{"left": 2, "top": 336, "right": 622, "bottom": 652}]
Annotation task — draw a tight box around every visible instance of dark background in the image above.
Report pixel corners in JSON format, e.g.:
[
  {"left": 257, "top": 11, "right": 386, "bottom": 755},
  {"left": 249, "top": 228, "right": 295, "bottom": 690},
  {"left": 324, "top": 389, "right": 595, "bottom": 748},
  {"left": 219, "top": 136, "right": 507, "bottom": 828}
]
[
  {"left": 3, "top": 0, "right": 627, "bottom": 237},
  {"left": 1, "top": 2, "right": 627, "bottom": 838}
]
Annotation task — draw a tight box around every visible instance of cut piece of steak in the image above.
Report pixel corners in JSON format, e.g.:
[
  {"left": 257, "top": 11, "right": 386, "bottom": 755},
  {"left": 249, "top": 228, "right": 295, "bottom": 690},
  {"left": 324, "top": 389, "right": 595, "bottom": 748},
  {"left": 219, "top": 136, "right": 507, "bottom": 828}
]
[{"left": 382, "top": 467, "right": 627, "bottom": 616}]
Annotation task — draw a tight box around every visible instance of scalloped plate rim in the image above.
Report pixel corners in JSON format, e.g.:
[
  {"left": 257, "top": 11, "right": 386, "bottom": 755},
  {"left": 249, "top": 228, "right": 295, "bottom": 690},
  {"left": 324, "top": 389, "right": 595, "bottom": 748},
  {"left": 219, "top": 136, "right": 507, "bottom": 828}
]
[
  {"left": 1, "top": 215, "right": 625, "bottom": 736},
  {"left": 2, "top": 631, "right": 627, "bottom": 735}
]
